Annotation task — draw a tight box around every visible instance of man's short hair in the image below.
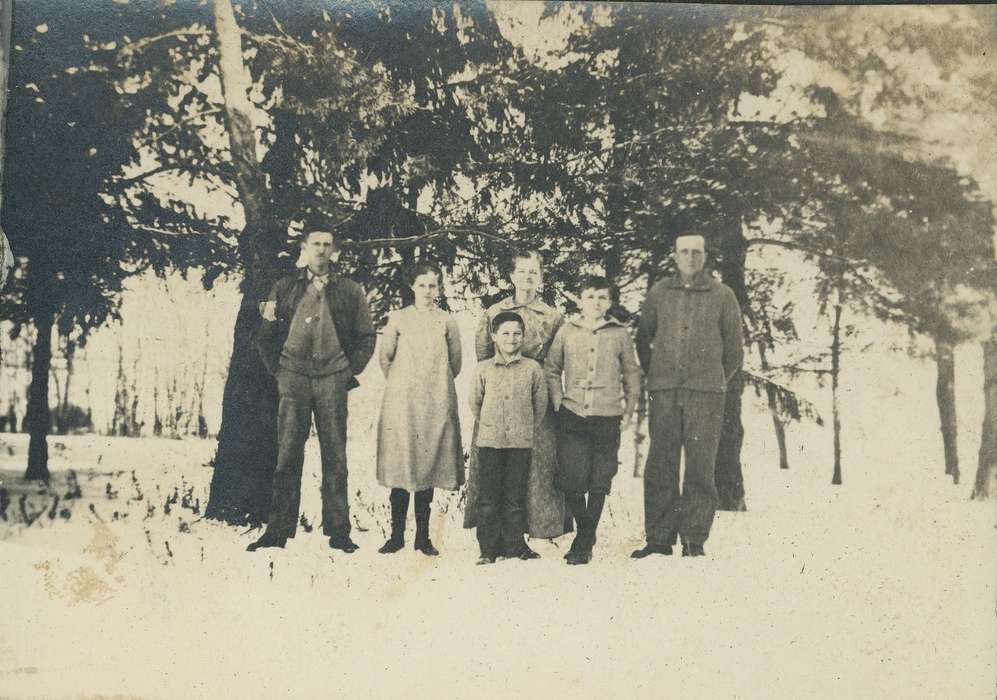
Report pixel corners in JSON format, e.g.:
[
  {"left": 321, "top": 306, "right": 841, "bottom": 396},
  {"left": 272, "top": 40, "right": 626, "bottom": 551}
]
[
  {"left": 302, "top": 229, "right": 336, "bottom": 244},
  {"left": 577, "top": 275, "right": 613, "bottom": 295},
  {"left": 491, "top": 311, "right": 525, "bottom": 333},
  {"left": 674, "top": 232, "right": 706, "bottom": 249}
]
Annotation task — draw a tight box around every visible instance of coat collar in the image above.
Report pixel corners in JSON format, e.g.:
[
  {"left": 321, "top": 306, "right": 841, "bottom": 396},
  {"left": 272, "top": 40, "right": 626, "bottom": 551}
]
[
  {"left": 498, "top": 294, "right": 551, "bottom": 314},
  {"left": 661, "top": 270, "right": 715, "bottom": 291},
  {"left": 296, "top": 267, "right": 340, "bottom": 287},
  {"left": 566, "top": 315, "right": 626, "bottom": 332}
]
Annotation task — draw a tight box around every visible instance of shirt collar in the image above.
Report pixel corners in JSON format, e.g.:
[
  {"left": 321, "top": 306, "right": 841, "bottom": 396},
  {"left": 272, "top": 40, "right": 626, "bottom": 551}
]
[
  {"left": 493, "top": 351, "right": 525, "bottom": 366},
  {"left": 500, "top": 295, "right": 549, "bottom": 313}
]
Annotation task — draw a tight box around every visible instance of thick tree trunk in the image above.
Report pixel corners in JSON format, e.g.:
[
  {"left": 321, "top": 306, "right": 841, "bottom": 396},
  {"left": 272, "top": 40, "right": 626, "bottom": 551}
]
[
  {"left": 716, "top": 373, "right": 746, "bottom": 510},
  {"left": 205, "top": 0, "right": 282, "bottom": 524},
  {"left": 205, "top": 289, "right": 278, "bottom": 523},
  {"left": 715, "top": 226, "right": 748, "bottom": 510},
  {"left": 935, "top": 338, "right": 959, "bottom": 484},
  {"left": 25, "top": 306, "right": 53, "bottom": 481},
  {"left": 830, "top": 298, "right": 842, "bottom": 485},
  {"left": 971, "top": 336, "right": 997, "bottom": 499}
]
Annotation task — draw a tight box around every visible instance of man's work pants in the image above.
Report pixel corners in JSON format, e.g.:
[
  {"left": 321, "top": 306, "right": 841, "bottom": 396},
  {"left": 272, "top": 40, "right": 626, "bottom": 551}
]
[
  {"left": 266, "top": 368, "right": 352, "bottom": 539},
  {"left": 643, "top": 389, "right": 725, "bottom": 548}
]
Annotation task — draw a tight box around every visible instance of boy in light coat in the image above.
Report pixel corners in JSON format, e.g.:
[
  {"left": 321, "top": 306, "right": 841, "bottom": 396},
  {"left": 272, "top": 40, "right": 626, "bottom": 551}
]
[{"left": 545, "top": 276, "right": 641, "bottom": 565}]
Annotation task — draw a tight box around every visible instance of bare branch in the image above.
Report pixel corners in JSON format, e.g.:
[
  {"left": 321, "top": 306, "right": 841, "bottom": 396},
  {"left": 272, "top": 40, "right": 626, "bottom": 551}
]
[
  {"left": 109, "top": 163, "right": 233, "bottom": 189},
  {"left": 342, "top": 225, "right": 516, "bottom": 250},
  {"left": 117, "top": 28, "right": 212, "bottom": 59},
  {"left": 131, "top": 223, "right": 234, "bottom": 239}
]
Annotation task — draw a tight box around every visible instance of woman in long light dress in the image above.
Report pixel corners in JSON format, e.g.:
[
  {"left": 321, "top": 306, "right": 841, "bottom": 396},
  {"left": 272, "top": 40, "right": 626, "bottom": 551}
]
[
  {"left": 376, "top": 263, "right": 463, "bottom": 556},
  {"left": 463, "top": 249, "right": 568, "bottom": 554}
]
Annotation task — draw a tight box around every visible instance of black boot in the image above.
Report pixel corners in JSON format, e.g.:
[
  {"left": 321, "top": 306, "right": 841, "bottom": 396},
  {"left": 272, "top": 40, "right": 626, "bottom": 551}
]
[
  {"left": 568, "top": 493, "right": 605, "bottom": 565},
  {"left": 682, "top": 543, "right": 705, "bottom": 557},
  {"left": 630, "top": 543, "right": 673, "bottom": 559},
  {"left": 413, "top": 489, "right": 439, "bottom": 556},
  {"left": 247, "top": 529, "right": 287, "bottom": 552},
  {"left": 563, "top": 493, "right": 588, "bottom": 561},
  {"left": 379, "top": 488, "right": 409, "bottom": 554},
  {"left": 584, "top": 493, "right": 606, "bottom": 554}
]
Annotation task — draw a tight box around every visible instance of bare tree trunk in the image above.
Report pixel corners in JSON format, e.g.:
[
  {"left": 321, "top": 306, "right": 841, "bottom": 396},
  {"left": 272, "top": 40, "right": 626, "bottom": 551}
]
[
  {"left": 0, "top": 0, "right": 12, "bottom": 292},
  {"left": 197, "top": 335, "right": 209, "bottom": 438},
  {"left": 25, "top": 303, "right": 53, "bottom": 481},
  {"left": 152, "top": 366, "right": 163, "bottom": 437},
  {"left": 61, "top": 338, "right": 74, "bottom": 416},
  {"left": 759, "top": 343, "right": 790, "bottom": 469},
  {"left": 112, "top": 340, "right": 132, "bottom": 436},
  {"left": 49, "top": 359, "right": 62, "bottom": 433},
  {"left": 935, "top": 338, "right": 959, "bottom": 484},
  {"left": 830, "top": 297, "right": 843, "bottom": 485},
  {"left": 971, "top": 335, "right": 997, "bottom": 499},
  {"left": 206, "top": 0, "right": 282, "bottom": 524}
]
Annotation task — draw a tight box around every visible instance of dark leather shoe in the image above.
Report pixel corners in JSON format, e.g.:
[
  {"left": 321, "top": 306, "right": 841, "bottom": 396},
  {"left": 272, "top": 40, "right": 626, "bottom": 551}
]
[
  {"left": 476, "top": 555, "right": 497, "bottom": 566},
  {"left": 630, "top": 543, "right": 673, "bottom": 559},
  {"left": 247, "top": 532, "right": 287, "bottom": 552},
  {"left": 564, "top": 535, "right": 584, "bottom": 560},
  {"left": 414, "top": 537, "right": 440, "bottom": 556},
  {"left": 329, "top": 535, "right": 359, "bottom": 553},
  {"left": 378, "top": 535, "right": 404, "bottom": 554},
  {"left": 565, "top": 548, "right": 591, "bottom": 565},
  {"left": 516, "top": 546, "right": 541, "bottom": 560},
  {"left": 682, "top": 544, "right": 705, "bottom": 557}
]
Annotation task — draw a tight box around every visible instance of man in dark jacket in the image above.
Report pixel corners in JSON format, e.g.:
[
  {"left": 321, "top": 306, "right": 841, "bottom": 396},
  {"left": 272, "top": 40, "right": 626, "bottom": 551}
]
[
  {"left": 248, "top": 230, "right": 376, "bottom": 553},
  {"left": 631, "top": 233, "right": 743, "bottom": 558}
]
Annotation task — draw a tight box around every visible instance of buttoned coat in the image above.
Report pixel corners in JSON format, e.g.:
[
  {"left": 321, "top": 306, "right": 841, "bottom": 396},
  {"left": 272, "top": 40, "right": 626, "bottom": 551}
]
[
  {"left": 635, "top": 271, "right": 743, "bottom": 393},
  {"left": 463, "top": 295, "right": 569, "bottom": 538},
  {"left": 545, "top": 316, "right": 642, "bottom": 418}
]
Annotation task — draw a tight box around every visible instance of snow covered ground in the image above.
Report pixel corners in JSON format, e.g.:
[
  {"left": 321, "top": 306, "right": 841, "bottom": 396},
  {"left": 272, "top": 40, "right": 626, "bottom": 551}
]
[{"left": 1, "top": 340, "right": 995, "bottom": 700}]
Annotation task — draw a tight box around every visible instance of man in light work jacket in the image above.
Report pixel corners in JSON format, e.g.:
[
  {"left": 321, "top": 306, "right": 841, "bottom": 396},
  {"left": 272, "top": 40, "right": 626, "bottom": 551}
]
[
  {"left": 248, "top": 230, "right": 376, "bottom": 553},
  {"left": 632, "top": 233, "right": 743, "bottom": 558}
]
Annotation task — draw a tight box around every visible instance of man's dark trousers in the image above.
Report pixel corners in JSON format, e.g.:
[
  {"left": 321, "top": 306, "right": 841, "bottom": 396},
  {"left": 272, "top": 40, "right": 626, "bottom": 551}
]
[
  {"left": 476, "top": 447, "right": 531, "bottom": 557},
  {"left": 267, "top": 368, "right": 352, "bottom": 539},
  {"left": 643, "top": 389, "right": 725, "bottom": 548}
]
